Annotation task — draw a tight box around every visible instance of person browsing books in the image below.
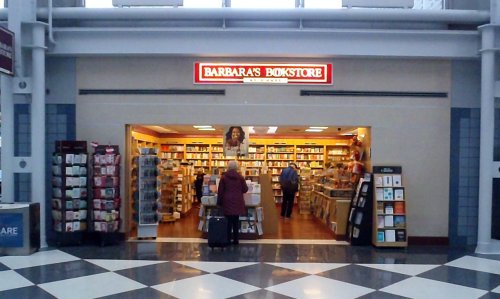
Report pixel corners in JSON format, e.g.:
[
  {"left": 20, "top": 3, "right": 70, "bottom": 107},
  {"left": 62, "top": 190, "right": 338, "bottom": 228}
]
[
  {"left": 217, "top": 160, "right": 248, "bottom": 245},
  {"left": 279, "top": 162, "right": 299, "bottom": 219}
]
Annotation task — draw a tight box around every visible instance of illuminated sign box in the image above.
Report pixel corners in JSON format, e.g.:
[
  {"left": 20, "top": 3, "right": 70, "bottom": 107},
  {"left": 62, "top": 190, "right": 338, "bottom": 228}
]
[
  {"left": 194, "top": 63, "right": 333, "bottom": 85},
  {"left": 0, "top": 26, "right": 14, "bottom": 76}
]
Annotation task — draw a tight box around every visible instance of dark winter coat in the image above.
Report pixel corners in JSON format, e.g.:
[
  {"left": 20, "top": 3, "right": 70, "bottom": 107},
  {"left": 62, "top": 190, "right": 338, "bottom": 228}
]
[{"left": 217, "top": 169, "right": 248, "bottom": 216}]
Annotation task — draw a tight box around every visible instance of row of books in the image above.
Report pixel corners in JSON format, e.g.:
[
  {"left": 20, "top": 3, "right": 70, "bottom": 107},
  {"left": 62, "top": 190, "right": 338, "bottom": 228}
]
[
  {"left": 376, "top": 201, "right": 405, "bottom": 214},
  {"left": 377, "top": 229, "right": 406, "bottom": 242},
  {"left": 375, "top": 187, "right": 405, "bottom": 201},
  {"left": 377, "top": 215, "right": 406, "bottom": 228}
]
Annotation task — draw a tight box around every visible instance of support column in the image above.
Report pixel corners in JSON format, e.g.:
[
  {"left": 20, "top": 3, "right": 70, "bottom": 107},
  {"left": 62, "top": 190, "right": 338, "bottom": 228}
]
[
  {"left": 476, "top": 25, "right": 500, "bottom": 254},
  {"left": 31, "top": 23, "right": 47, "bottom": 247},
  {"left": 0, "top": 76, "right": 14, "bottom": 203}
]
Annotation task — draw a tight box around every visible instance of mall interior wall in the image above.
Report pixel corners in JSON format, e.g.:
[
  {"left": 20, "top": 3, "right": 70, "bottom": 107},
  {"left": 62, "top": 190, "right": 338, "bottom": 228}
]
[{"left": 75, "top": 56, "right": 451, "bottom": 239}]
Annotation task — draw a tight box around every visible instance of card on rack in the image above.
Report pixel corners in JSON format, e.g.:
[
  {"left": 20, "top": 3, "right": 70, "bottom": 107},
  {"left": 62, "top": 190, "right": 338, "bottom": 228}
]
[
  {"left": 396, "top": 229, "right": 406, "bottom": 242},
  {"left": 385, "top": 203, "right": 394, "bottom": 214},
  {"left": 394, "top": 215, "right": 406, "bottom": 228},
  {"left": 65, "top": 154, "right": 74, "bottom": 164},
  {"left": 376, "top": 188, "right": 384, "bottom": 201},
  {"left": 354, "top": 212, "right": 363, "bottom": 225},
  {"left": 394, "top": 201, "right": 405, "bottom": 214},
  {"left": 375, "top": 176, "right": 383, "bottom": 187}
]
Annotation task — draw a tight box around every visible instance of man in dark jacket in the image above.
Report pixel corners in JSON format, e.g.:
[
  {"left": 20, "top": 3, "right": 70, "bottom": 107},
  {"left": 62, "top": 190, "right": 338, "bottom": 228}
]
[
  {"left": 217, "top": 160, "right": 248, "bottom": 245},
  {"left": 279, "top": 163, "right": 299, "bottom": 219}
]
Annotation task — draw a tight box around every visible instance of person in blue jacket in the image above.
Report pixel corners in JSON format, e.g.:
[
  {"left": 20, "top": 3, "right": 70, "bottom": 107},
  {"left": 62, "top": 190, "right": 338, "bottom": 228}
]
[{"left": 279, "top": 162, "right": 299, "bottom": 219}]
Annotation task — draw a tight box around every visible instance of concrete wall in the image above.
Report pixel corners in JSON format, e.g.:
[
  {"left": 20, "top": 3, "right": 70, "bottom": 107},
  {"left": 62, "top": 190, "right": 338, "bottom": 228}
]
[{"left": 76, "top": 57, "right": 451, "bottom": 238}]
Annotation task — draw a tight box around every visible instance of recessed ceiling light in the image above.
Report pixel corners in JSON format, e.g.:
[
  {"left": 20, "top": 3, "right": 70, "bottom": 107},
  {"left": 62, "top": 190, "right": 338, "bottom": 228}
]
[
  {"left": 267, "top": 126, "right": 278, "bottom": 134},
  {"left": 309, "top": 126, "right": 328, "bottom": 129},
  {"left": 306, "top": 129, "right": 323, "bottom": 132}
]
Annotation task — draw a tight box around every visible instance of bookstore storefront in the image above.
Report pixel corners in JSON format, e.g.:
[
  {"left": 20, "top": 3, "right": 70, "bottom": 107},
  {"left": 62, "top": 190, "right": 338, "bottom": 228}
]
[{"left": 75, "top": 56, "right": 451, "bottom": 242}]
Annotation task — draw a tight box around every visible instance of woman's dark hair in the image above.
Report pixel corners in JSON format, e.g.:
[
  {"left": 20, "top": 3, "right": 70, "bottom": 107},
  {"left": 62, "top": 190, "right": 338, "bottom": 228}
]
[{"left": 225, "top": 126, "right": 245, "bottom": 143}]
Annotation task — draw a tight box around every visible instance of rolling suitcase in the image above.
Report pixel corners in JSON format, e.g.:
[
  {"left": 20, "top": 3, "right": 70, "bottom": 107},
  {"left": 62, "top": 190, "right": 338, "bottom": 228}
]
[{"left": 208, "top": 216, "right": 230, "bottom": 249}]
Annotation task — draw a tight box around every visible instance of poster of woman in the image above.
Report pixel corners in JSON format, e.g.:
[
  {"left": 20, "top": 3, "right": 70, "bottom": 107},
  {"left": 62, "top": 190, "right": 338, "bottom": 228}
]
[{"left": 224, "top": 126, "right": 250, "bottom": 157}]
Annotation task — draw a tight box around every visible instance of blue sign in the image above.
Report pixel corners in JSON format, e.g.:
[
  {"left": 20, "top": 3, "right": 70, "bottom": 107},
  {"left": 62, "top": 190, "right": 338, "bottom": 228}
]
[{"left": 0, "top": 213, "right": 23, "bottom": 247}]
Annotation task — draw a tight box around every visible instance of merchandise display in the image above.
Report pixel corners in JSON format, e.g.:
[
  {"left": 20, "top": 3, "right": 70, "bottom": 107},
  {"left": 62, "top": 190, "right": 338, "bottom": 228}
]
[
  {"left": 51, "top": 141, "right": 88, "bottom": 245},
  {"left": 372, "top": 166, "right": 407, "bottom": 247},
  {"left": 347, "top": 173, "right": 373, "bottom": 245},
  {"left": 131, "top": 148, "right": 160, "bottom": 238},
  {"left": 91, "top": 145, "right": 121, "bottom": 245}
]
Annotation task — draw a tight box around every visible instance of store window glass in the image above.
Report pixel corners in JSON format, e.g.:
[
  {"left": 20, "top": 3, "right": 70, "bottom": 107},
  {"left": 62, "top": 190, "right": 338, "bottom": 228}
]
[
  {"left": 86, "top": 0, "right": 112, "bottom": 8},
  {"left": 230, "top": 0, "right": 296, "bottom": 8},
  {"left": 304, "top": 0, "right": 341, "bottom": 9},
  {"left": 184, "top": 0, "right": 222, "bottom": 8}
]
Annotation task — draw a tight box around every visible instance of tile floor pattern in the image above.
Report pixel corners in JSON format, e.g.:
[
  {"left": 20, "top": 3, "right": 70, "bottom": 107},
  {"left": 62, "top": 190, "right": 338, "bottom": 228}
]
[{"left": 0, "top": 243, "right": 500, "bottom": 298}]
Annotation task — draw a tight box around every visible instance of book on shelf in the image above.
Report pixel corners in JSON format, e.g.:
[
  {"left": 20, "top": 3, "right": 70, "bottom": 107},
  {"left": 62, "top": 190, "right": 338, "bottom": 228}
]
[
  {"left": 385, "top": 229, "right": 396, "bottom": 242},
  {"left": 377, "top": 202, "right": 384, "bottom": 214},
  {"left": 396, "top": 229, "right": 406, "bottom": 242},
  {"left": 358, "top": 196, "right": 366, "bottom": 208},
  {"left": 375, "top": 176, "right": 383, "bottom": 187},
  {"left": 385, "top": 203, "right": 394, "bottom": 214},
  {"left": 392, "top": 175, "right": 402, "bottom": 187},
  {"left": 377, "top": 215, "right": 385, "bottom": 228},
  {"left": 394, "top": 188, "right": 405, "bottom": 200},
  {"left": 384, "top": 215, "right": 394, "bottom": 227},
  {"left": 376, "top": 188, "right": 384, "bottom": 201},
  {"left": 383, "top": 175, "right": 393, "bottom": 187},
  {"left": 377, "top": 231, "right": 385, "bottom": 242},
  {"left": 354, "top": 212, "right": 363, "bottom": 225},
  {"left": 394, "top": 201, "right": 405, "bottom": 214},
  {"left": 394, "top": 215, "right": 406, "bottom": 228},
  {"left": 383, "top": 188, "right": 393, "bottom": 200}
]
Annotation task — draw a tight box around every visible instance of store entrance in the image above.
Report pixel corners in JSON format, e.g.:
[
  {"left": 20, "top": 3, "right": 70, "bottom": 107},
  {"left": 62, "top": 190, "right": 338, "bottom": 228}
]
[{"left": 126, "top": 125, "right": 371, "bottom": 241}]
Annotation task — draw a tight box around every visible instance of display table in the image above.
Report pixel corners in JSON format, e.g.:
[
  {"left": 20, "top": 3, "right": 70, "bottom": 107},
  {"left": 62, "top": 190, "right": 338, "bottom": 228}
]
[{"left": 0, "top": 203, "right": 40, "bottom": 255}]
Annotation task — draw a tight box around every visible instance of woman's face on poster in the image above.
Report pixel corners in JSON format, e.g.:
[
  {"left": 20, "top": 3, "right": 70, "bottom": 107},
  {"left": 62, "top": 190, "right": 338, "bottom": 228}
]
[{"left": 231, "top": 127, "right": 241, "bottom": 140}]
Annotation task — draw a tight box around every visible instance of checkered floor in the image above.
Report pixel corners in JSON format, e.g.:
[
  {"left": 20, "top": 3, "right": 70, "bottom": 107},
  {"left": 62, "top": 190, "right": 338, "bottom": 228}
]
[{"left": 0, "top": 242, "right": 499, "bottom": 299}]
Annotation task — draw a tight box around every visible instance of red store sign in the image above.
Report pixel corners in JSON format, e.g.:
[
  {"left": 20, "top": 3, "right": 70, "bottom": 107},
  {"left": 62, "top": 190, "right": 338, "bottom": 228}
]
[{"left": 194, "top": 63, "right": 333, "bottom": 85}]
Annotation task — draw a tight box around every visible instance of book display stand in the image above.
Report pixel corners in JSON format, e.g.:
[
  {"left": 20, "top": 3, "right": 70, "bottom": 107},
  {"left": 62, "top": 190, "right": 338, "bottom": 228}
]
[
  {"left": 347, "top": 173, "right": 373, "bottom": 245},
  {"left": 372, "top": 166, "right": 408, "bottom": 247}
]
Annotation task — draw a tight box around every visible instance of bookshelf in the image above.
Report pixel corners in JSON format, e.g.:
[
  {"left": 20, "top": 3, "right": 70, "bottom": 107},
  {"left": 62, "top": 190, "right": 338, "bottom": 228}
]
[
  {"left": 347, "top": 174, "right": 373, "bottom": 245},
  {"left": 266, "top": 144, "right": 295, "bottom": 202},
  {"left": 372, "top": 166, "right": 407, "bottom": 247}
]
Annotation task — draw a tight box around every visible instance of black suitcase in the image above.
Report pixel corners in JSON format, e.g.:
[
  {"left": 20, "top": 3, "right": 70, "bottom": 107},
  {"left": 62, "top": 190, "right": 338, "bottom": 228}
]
[{"left": 208, "top": 216, "right": 229, "bottom": 249}]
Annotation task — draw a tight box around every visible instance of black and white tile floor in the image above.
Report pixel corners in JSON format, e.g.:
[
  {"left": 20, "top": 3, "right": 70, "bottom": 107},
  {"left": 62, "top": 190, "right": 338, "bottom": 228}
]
[{"left": 0, "top": 239, "right": 499, "bottom": 299}]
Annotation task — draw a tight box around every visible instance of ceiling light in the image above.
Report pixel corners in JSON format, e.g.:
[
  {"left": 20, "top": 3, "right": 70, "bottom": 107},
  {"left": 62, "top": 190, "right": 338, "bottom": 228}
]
[
  {"left": 267, "top": 126, "right": 278, "bottom": 134},
  {"left": 306, "top": 129, "right": 323, "bottom": 132},
  {"left": 198, "top": 128, "right": 216, "bottom": 131},
  {"left": 309, "top": 126, "right": 328, "bottom": 129},
  {"left": 249, "top": 126, "right": 255, "bottom": 134},
  {"left": 193, "top": 125, "right": 213, "bottom": 129}
]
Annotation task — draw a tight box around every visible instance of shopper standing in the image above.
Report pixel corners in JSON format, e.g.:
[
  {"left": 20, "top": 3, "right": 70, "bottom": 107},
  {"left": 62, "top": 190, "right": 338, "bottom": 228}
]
[
  {"left": 279, "top": 163, "right": 299, "bottom": 219},
  {"left": 194, "top": 168, "right": 205, "bottom": 205},
  {"left": 217, "top": 160, "right": 248, "bottom": 245}
]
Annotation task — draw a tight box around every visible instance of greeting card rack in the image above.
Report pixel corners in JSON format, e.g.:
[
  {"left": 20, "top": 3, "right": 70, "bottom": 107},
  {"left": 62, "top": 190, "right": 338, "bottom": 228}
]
[
  {"left": 51, "top": 141, "right": 88, "bottom": 246},
  {"left": 91, "top": 145, "right": 122, "bottom": 246}
]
